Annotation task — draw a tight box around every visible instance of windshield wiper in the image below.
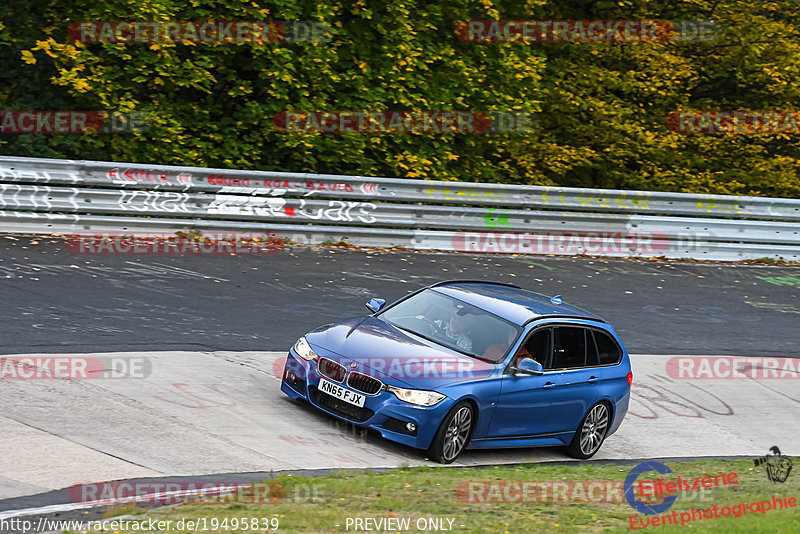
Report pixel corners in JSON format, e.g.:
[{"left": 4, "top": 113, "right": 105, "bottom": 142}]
[
  {"left": 388, "top": 322, "right": 441, "bottom": 346},
  {"left": 387, "top": 321, "right": 492, "bottom": 362}
]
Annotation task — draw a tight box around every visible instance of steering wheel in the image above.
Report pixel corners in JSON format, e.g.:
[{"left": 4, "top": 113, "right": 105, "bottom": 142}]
[{"left": 408, "top": 316, "right": 447, "bottom": 337}]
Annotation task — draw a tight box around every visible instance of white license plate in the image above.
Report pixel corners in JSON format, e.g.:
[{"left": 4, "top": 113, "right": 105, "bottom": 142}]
[{"left": 318, "top": 378, "right": 366, "bottom": 408}]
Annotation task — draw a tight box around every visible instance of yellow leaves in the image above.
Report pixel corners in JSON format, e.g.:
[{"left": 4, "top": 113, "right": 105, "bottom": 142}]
[
  {"left": 56, "top": 43, "right": 81, "bottom": 60},
  {"left": 74, "top": 79, "right": 91, "bottom": 92},
  {"left": 150, "top": 44, "right": 161, "bottom": 51},
  {"left": 33, "top": 39, "right": 57, "bottom": 57},
  {"left": 21, "top": 50, "right": 36, "bottom": 64}
]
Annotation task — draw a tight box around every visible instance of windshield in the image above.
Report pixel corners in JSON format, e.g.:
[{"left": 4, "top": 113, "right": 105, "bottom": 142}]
[{"left": 379, "top": 288, "right": 521, "bottom": 362}]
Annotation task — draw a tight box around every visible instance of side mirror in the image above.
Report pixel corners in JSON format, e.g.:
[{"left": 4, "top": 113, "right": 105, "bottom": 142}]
[
  {"left": 513, "top": 359, "right": 544, "bottom": 376},
  {"left": 365, "top": 298, "right": 386, "bottom": 314}
]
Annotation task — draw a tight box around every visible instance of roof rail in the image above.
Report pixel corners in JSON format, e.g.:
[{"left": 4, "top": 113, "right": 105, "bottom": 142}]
[{"left": 523, "top": 315, "right": 608, "bottom": 325}]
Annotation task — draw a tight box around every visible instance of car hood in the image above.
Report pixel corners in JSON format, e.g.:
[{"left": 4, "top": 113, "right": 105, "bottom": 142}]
[{"left": 305, "top": 316, "right": 496, "bottom": 388}]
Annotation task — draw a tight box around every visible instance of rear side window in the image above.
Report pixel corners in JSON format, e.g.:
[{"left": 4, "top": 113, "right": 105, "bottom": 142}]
[
  {"left": 592, "top": 330, "right": 623, "bottom": 365},
  {"left": 550, "top": 327, "right": 587, "bottom": 369},
  {"left": 586, "top": 331, "right": 600, "bottom": 367}
]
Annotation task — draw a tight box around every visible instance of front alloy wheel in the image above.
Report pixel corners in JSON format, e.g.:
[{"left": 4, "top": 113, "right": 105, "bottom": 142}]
[
  {"left": 566, "top": 402, "right": 610, "bottom": 459},
  {"left": 428, "top": 401, "right": 474, "bottom": 464}
]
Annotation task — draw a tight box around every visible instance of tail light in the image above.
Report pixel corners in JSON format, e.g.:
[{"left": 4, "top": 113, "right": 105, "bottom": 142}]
[{"left": 627, "top": 371, "right": 633, "bottom": 387}]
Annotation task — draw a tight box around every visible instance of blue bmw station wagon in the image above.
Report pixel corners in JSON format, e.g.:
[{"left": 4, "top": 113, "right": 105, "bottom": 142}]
[{"left": 281, "top": 281, "right": 632, "bottom": 463}]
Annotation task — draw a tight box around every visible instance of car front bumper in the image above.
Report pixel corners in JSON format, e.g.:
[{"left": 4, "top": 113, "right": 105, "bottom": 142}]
[{"left": 280, "top": 350, "right": 454, "bottom": 450}]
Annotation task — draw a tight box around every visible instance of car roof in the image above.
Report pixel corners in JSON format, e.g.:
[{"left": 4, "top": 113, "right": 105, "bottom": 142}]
[{"left": 429, "top": 281, "right": 604, "bottom": 326}]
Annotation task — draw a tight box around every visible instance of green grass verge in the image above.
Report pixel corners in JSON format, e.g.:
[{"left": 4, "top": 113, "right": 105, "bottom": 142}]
[{"left": 76, "top": 457, "right": 798, "bottom": 533}]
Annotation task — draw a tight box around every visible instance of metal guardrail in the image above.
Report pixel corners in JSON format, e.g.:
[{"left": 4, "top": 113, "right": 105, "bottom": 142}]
[{"left": 1, "top": 155, "right": 800, "bottom": 261}]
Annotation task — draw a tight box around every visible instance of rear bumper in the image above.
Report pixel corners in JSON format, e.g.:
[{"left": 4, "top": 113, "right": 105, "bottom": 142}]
[{"left": 606, "top": 389, "right": 630, "bottom": 438}]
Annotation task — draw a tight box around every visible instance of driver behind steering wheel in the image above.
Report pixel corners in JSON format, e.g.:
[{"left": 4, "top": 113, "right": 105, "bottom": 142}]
[{"left": 443, "top": 313, "right": 473, "bottom": 352}]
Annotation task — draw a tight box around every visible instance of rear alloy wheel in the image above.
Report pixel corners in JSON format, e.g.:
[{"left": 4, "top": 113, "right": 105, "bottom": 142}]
[
  {"left": 566, "top": 402, "right": 610, "bottom": 459},
  {"left": 428, "top": 401, "right": 474, "bottom": 464}
]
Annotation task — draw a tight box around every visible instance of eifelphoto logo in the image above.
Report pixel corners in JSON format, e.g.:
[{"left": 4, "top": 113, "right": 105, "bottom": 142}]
[
  {"left": 273, "top": 111, "right": 537, "bottom": 134},
  {"left": 666, "top": 357, "right": 800, "bottom": 379},
  {"left": 0, "top": 356, "right": 151, "bottom": 379},
  {"left": 667, "top": 111, "right": 800, "bottom": 134},
  {"left": 754, "top": 446, "right": 793, "bottom": 483},
  {"left": 68, "top": 21, "right": 331, "bottom": 44},
  {"left": 67, "top": 232, "right": 285, "bottom": 255},
  {"left": 456, "top": 20, "right": 718, "bottom": 43},
  {"left": 625, "top": 462, "right": 679, "bottom": 515},
  {"left": 625, "top": 462, "right": 738, "bottom": 516},
  {"left": 1, "top": 111, "right": 149, "bottom": 134},
  {"left": 629, "top": 495, "right": 798, "bottom": 530}
]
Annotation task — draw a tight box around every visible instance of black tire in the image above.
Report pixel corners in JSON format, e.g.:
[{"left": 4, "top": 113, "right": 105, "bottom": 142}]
[
  {"left": 427, "top": 401, "right": 474, "bottom": 464},
  {"left": 565, "top": 402, "right": 611, "bottom": 459}
]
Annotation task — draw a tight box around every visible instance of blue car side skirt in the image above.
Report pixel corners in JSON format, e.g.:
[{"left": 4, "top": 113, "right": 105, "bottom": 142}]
[
  {"left": 468, "top": 432, "right": 574, "bottom": 449},
  {"left": 469, "top": 391, "right": 629, "bottom": 450}
]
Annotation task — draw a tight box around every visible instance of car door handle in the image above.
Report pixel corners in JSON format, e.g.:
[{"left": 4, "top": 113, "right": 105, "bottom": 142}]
[
  {"left": 588, "top": 376, "right": 599, "bottom": 383},
  {"left": 543, "top": 381, "right": 556, "bottom": 389}
]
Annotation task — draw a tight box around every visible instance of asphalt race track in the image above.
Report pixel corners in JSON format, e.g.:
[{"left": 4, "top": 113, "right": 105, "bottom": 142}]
[
  {"left": 2, "top": 235, "right": 799, "bottom": 356},
  {"left": 1, "top": 236, "right": 799, "bottom": 513}
]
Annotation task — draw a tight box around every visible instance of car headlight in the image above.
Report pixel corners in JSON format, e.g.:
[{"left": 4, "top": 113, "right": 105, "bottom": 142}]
[
  {"left": 387, "top": 385, "right": 445, "bottom": 407},
  {"left": 293, "top": 336, "right": 319, "bottom": 361}
]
